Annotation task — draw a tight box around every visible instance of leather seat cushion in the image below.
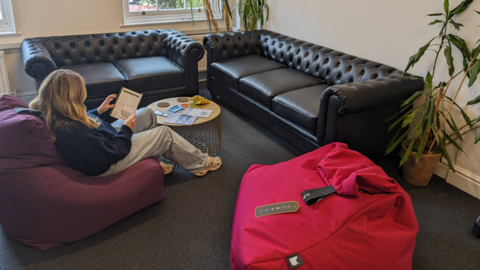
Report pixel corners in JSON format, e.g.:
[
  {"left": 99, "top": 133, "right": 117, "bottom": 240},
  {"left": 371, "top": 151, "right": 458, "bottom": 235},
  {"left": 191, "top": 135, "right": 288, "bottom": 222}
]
[
  {"left": 114, "top": 56, "right": 184, "bottom": 92},
  {"left": 239, "top": 69, "right": 325, "bottom": 109},
  {"left": 211, "top": 54, "right": 285, "bottom": 90},
  {"left": 272, "top": 84, "right": 330, "bottom": 134},
  {"left": 62, "top": 63, "right": 127, "bottom": 98}
]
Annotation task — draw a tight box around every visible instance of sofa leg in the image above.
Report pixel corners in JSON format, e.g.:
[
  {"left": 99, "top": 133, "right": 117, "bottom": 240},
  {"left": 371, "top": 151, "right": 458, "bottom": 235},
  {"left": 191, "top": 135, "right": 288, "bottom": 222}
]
[
  {"left": 210, "top": 92, "right": 219, "bottom": 100},
  {"left": 472, "top": 215, "right": 480, "bottom": 239}
]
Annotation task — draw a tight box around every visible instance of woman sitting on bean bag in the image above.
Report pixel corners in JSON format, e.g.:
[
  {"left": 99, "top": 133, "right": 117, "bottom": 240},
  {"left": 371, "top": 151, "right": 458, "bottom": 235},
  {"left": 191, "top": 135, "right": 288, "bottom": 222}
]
[{"left": 29, "top": 69, "right": 221, "bottom": 177}]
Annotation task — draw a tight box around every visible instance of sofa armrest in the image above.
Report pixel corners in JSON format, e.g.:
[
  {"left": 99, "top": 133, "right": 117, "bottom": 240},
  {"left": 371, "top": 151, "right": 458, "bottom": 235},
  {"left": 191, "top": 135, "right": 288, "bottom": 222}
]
[
  {"left": 317, "top": 74, "right": 424, "bottom": 157},
  {"left": 164, "top": 31, "right": 204, "bottom": 96},
  {"left": 320, "top": 74, "right": 424, "bottom": 116},
  {"left": 164, "top": 30, "right": 204, "bottom": 69},
  {"left": 21, "top": 39, "right": 57, "bottom": 81}
]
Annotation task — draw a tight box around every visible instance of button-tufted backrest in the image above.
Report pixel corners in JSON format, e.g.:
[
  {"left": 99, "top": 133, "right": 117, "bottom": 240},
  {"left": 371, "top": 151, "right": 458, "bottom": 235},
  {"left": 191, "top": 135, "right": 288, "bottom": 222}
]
[
  {"left": 257, "top": 31, "right": 402, "bottom": 85},
  {"left": 204, "top": 31, "right": 262, "bottom": 63},
  {"left": 42, "top": 30, "right": 179, "bottom": 67}
]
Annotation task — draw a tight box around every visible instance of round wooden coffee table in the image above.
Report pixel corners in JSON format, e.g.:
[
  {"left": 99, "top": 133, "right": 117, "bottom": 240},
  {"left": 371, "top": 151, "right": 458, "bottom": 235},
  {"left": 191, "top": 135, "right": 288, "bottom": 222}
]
[{"left": 147, "top": 97, "right": 222, "bottom": 156}]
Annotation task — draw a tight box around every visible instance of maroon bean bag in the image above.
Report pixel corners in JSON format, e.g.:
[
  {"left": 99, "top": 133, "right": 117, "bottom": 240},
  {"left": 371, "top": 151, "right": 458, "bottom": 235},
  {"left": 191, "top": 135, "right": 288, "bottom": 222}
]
[{"left": 0, "top": 95, "right": 164, "bottom": 250}]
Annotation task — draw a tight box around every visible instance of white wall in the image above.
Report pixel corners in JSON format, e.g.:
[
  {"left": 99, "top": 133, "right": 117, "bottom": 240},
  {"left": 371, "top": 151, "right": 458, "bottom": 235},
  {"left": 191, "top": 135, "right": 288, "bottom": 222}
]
[
  {"left": 266, "top": 0, "right": 480, "bottom": 198},
  {"left": 0, "top": 0, "right": 224, "bottom": 97}
]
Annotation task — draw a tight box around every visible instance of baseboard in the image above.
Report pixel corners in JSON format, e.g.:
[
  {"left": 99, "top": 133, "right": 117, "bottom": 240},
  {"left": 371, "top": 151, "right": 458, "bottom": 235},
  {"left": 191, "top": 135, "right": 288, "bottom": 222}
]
[
  {"left": 435, "top": 162, "right": 480, "bottom": 199},
  {"left": 434, "top": 161, "right": 449, "bottom": 179},
  {"left": 199, "top": 70, "right": 207, "bottom": 82},
  {"left": 18, "top": 93, "right": 37, "bottom": 104}
]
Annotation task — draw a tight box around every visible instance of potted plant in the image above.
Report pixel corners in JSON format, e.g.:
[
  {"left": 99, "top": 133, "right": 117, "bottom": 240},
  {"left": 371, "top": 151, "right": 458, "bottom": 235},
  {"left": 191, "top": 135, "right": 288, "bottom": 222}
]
[
  {"left": 224, "top": 0, "right": 269, "bottom": 31},
  {"left": 386, "top": 0, "right": 480, "bottom": 186},
  {"left": 198, "top": 0, "right": 235, "bottom": 33},
  {"left": 195, "top": 0, "right": 236, "bottom": 33}
]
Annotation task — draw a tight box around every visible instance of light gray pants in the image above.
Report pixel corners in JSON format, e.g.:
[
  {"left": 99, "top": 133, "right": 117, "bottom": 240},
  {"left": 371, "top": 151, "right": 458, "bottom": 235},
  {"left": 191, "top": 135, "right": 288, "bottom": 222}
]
[{"left": 97, "top": 108, "right": 208, "bottom": 177}]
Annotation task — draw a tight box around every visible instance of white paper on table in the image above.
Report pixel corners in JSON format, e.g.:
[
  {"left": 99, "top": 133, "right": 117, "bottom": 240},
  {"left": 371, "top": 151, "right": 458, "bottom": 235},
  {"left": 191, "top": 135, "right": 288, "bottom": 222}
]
[
  {"left": 182, "top": 108, "right": 213, "bottom": 118},
  {"left": 110, "top": 87, "right": 143, "bottom": 120},
  {"left": 163, "top": 114, "right": 197, "bottom": 125}
]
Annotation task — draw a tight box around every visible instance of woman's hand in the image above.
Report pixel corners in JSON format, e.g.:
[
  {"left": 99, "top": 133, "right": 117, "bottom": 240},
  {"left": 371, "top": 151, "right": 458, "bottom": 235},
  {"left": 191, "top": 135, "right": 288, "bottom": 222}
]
[
  {"left": 124, "top": 114, "right": 136, "bottom": 131},
  {"left": 97, "top": 94, "right": 117, "bottom": 115}
]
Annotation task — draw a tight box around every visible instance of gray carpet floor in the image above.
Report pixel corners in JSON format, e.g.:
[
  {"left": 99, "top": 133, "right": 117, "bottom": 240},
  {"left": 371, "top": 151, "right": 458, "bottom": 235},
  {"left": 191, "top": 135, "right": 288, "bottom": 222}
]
[{"left": 1, "top": 88, "right": 480, "bottom": 270}]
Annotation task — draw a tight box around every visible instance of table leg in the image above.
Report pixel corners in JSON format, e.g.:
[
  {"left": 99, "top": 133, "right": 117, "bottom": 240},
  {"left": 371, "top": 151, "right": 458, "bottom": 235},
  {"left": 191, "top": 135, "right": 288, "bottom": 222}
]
[{"left": 160, "top": 117, "right": 222, "bottom": 165}]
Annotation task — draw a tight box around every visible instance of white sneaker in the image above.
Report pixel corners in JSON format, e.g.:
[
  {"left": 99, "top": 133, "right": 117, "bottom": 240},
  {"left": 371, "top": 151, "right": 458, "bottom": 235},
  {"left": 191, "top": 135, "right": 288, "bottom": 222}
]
[
  {"left": 160, "top": 162, "right": 174, "bottom": 175},
  {"left": 194, "top": 156, "right": 222, "bottom": 177}
]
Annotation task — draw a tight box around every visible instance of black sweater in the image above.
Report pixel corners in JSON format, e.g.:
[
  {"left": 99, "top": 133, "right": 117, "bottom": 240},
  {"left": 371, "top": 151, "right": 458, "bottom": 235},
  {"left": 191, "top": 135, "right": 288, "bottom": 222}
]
[{"left": 54, "top": 109, "right": 133, "bottom": 176}]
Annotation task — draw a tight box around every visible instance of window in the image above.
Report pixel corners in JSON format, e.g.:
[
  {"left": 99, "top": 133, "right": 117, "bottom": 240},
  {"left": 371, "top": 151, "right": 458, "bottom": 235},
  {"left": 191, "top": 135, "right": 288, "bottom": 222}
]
[
  {"left": 122, "top": 0, "right": 222, "bottom": 25},
  {"left": 0, "top": 0, "right": 16, "bottom": 34}
]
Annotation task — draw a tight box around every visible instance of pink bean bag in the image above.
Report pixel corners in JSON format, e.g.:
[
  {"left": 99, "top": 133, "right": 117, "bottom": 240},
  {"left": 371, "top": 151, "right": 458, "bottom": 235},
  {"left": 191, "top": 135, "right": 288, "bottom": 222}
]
[
  {"left": 231, "top": 142, "right": 418, "bottom": 270},
  {"left": 0, "top": 95, "right": 164, "bottom": 250}
]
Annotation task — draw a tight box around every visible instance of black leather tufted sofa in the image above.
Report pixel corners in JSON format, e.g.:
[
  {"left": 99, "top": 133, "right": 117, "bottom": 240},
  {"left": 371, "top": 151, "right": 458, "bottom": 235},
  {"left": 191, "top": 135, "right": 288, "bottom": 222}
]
[
  {"left": 21, "top": 29, "right": 204, "bottom": 109},
  {"left": 203, "top": 30, "right": 424, "bottom": 157}
]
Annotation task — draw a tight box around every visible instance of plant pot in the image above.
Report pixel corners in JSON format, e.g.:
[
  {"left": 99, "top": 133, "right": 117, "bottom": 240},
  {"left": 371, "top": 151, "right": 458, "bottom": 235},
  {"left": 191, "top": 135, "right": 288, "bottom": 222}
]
[{"left": 401, "top": 140, "right": 442, "bottom": 186}]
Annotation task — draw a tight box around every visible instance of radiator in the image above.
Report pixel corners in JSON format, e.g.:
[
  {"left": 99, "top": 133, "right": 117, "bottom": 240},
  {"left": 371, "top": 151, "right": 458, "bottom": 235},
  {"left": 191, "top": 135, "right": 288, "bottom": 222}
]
[
  {"left": 0, "top": 51, "right": 11, "bottom": 95},
  {"left": 190, "top": 35, "right": 207, "bottom": 72}
]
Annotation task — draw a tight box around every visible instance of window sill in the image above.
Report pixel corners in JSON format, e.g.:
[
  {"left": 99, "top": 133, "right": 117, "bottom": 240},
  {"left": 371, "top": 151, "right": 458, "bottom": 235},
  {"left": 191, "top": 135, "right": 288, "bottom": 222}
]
[
  {"left": 120, "top": 16, "right": 222, "bottom": 28},
  {"left": 0, "top": 31, "right": 21, "bottom": 37},
  {"left": 118, "top": 25, "right": 226, "bottom": 37},
  {"left": 121, "top": 17, "right": 207, "bottom": 27}
]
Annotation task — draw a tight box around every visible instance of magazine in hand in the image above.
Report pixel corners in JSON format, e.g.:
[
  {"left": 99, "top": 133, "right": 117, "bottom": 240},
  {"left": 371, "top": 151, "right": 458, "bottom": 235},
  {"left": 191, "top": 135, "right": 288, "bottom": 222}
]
[{"left": 109, "top": 87, "right": 143, "bottom": 120}]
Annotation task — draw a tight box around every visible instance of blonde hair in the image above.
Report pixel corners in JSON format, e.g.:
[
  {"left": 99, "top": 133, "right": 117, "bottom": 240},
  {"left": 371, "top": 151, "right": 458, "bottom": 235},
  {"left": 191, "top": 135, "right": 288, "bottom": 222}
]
[{"left": 30, "top": 69, "right": 99, "bottom": 140}]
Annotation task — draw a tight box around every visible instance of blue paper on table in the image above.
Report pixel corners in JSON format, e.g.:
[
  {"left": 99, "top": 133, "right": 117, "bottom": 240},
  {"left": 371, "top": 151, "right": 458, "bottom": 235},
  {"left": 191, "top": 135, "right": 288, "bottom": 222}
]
[
  {"left": 168, "top": 105, "right": 184, "bottom": 113},
  {"left": 154, "top": 111, "right": 170, "bottom": 117}
]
